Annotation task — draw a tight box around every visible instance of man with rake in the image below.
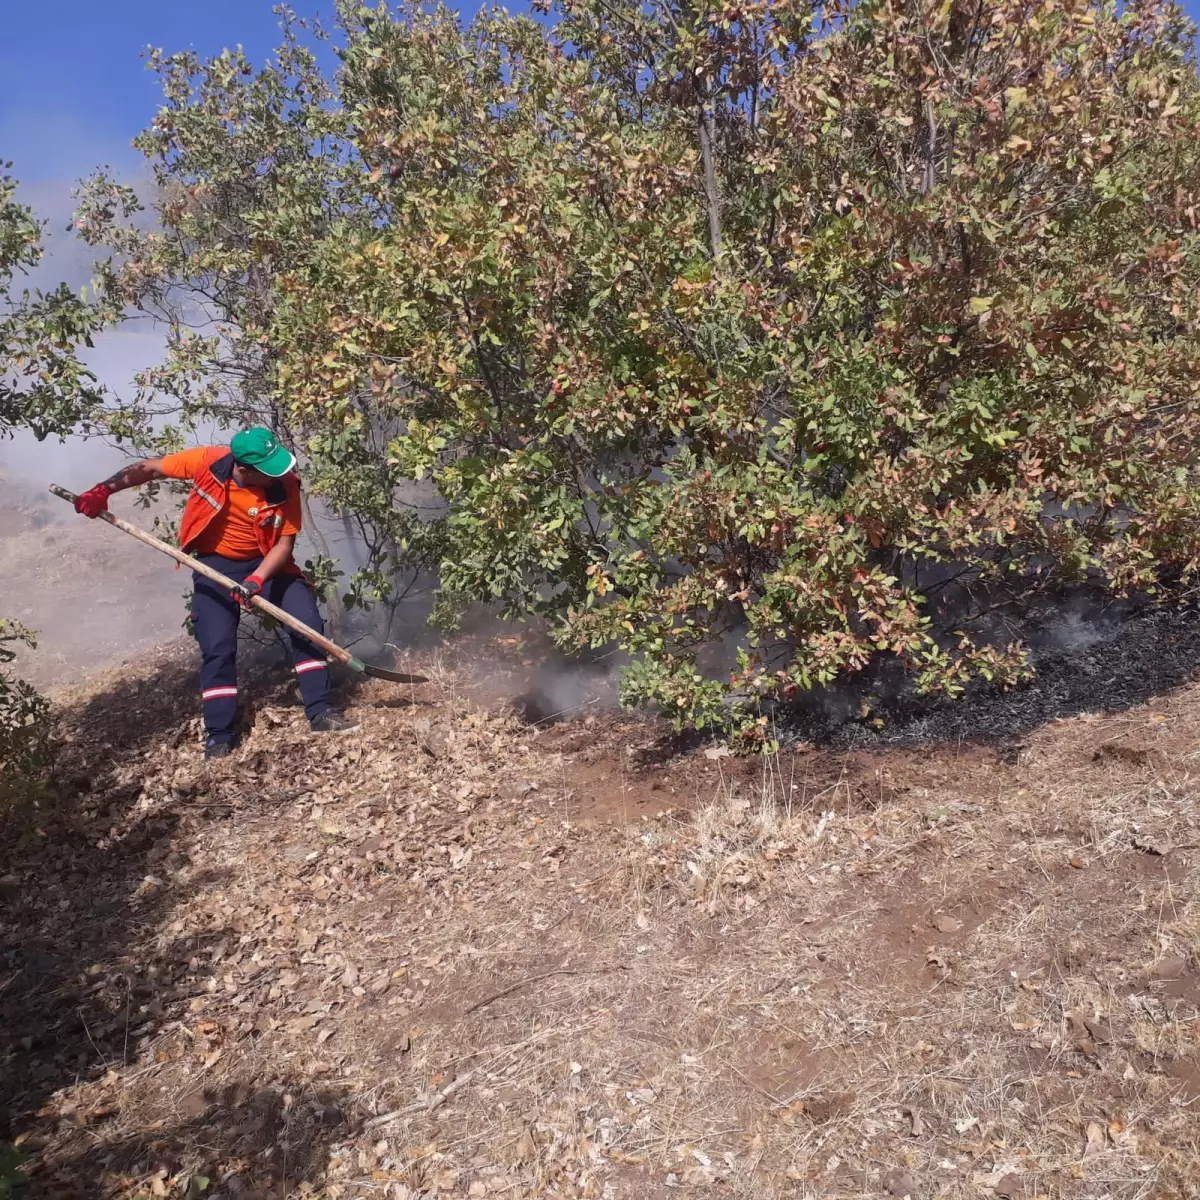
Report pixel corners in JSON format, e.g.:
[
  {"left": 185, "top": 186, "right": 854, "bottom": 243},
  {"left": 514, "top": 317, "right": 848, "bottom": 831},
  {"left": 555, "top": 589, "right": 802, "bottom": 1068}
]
[{"left": 74, "top": 426, "right": 357, "bottom": 757}]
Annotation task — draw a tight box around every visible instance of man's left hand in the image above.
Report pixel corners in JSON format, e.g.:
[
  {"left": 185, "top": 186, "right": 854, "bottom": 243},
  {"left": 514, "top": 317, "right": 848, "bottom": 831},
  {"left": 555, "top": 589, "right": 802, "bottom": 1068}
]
[{"left": 231, "top": 575, "right": 265, "bottom": 611}]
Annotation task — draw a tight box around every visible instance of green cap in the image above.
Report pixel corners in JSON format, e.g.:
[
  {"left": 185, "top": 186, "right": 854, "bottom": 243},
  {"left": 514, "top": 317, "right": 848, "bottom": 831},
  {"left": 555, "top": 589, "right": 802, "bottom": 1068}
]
[{"left": 230, "top": 426, "right": 296, "bottom": 477}]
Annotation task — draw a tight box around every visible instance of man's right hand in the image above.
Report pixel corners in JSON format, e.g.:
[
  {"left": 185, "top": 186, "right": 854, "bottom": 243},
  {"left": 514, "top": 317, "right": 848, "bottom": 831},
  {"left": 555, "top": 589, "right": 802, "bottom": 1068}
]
[
  {"left": 74, "top": 483, "right": 113, "bottom": 519},
  {"left": 231, "top": 575, "right": 264, "bottom": 611}
]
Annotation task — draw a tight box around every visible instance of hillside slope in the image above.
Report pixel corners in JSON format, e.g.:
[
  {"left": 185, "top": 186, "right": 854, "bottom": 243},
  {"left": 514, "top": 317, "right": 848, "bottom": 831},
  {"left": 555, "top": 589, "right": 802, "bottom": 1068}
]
[
  {"left": 0, "top": 473, "right": 189, "bottom": 689},
  {"left": 1, "top": 642, "right": 1197, "bottom": 1200}
]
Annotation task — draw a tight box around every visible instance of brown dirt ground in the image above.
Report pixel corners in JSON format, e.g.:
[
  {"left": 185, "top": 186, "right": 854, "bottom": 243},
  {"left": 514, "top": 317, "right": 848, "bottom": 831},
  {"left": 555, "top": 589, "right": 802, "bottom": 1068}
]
[{"left": 1, "top": 643, "right": 1198, "bottom": 1200}]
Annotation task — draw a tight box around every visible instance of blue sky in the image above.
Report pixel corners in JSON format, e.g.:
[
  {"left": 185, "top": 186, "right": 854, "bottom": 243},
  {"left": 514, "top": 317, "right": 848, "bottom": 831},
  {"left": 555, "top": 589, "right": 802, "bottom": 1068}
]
[
  {"left": 0, "top": 2, "right": 361, "bottom": 480},
  {"left": 1, "top": 0, "right": 290, "bottom": 184}
]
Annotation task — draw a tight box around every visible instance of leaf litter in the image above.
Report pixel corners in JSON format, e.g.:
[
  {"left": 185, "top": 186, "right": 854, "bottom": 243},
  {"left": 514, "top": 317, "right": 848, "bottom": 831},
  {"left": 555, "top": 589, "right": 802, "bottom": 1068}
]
[{"left": 0, "top": 646, "right": 1198, "bottom": 1198}]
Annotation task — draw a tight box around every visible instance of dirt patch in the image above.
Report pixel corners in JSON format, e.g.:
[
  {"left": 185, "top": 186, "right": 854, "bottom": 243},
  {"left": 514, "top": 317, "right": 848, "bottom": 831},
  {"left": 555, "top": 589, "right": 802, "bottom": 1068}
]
[{"left": 1166, "top": 1057, "right": 1200, "bottom": 1101}]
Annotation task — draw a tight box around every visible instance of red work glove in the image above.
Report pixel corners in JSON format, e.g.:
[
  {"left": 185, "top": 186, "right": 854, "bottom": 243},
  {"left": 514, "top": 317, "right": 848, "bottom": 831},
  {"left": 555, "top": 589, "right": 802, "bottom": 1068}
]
[
  {"left": 231, "top": 574, "right": 265, "bottom": 611},
  {"left": 74, "top": 483, "right": 112, "bottom": 519}
]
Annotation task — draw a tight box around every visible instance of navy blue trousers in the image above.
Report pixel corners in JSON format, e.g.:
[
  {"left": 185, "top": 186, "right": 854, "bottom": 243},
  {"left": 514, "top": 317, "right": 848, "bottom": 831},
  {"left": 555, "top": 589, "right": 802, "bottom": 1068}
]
[{"left": 192, "top": 554, "right": 334, "bottom": 742}]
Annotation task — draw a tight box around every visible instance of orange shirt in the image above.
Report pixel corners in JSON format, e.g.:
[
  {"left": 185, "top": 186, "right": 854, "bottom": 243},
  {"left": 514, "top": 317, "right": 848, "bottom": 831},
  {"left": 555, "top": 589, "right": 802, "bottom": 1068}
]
[{"left": 161, "top": 447, "right": 302, "bottom": 559}]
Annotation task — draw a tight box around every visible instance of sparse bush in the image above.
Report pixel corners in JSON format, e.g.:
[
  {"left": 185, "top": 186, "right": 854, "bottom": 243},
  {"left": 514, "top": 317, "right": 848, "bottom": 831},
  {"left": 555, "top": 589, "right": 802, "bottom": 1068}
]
[
  {"left": 1, "top": 169, "right": 98, "bottom": 806},
  {"left": 0, "top": 620, "right": 50, "bottom": 812},
  {"left": 1, "top": 168, "right": 104, "bottom": 440}
]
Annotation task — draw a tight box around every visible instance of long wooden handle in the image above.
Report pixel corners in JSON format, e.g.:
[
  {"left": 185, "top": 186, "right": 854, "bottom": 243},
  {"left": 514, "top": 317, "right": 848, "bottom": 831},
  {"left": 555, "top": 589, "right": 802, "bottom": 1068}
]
[{"left": 49, "top": 484, "right": 362, "bottom": 671}]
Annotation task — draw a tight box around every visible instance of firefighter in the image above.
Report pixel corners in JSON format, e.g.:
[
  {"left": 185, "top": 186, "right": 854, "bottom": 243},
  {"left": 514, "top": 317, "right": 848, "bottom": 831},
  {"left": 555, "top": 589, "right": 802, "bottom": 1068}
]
[{"left": 73, "top": 426, "right": 357, "bottom": 757}]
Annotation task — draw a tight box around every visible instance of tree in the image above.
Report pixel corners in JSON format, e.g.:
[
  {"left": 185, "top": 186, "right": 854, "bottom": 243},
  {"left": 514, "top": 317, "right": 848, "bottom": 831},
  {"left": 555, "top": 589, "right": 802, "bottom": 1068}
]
[
  {"left": 1, "top": 169, "right": 104, "bottom": 439},
  {"left": 88, "top": 0, "right": 1200, "bottom": 738},
  {"left": 0, "top": 170, "right": 105, "bottom": 801},
  {"left": 0, "top": 620, "right": 48, "bottom": 809},
  {"left": 73, "top": 18, "right": 433, "bottom": 619}
]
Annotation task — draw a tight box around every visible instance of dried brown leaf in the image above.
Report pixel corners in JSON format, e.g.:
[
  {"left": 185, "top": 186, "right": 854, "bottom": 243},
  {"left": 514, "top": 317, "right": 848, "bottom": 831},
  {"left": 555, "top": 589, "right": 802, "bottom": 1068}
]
[
  {"left": 882, "top": 1166, "right": 919, "bottom": 1197},
  {"left": 995, "top": 1172, "right": 1025, "bottom": 1199}
]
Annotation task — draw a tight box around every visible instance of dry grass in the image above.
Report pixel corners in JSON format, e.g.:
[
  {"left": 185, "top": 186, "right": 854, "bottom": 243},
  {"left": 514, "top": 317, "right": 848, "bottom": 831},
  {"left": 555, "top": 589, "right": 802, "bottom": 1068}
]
[{"left": 2, "top": 652, "right": 1198, "bottom": 1199}]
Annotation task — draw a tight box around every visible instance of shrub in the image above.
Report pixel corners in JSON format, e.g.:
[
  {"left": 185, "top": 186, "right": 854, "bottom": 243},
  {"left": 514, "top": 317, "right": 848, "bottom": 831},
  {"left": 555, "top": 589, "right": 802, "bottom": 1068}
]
[{"left": 0, "top": 621, "right": 49, "bottom": 812}]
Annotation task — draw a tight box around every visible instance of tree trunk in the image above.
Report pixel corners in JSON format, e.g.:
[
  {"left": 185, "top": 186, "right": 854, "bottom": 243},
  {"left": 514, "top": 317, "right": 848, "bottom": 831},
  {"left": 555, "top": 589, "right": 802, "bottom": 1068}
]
[{"left": 697, "top": 92, "right": 722, "bottom": 258}]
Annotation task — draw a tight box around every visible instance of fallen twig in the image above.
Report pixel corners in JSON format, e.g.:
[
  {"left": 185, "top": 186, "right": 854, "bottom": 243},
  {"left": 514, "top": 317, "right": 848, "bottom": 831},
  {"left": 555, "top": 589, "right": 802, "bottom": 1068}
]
[
  {"left": 725, "top": 1060, "right": 786, "bottom": 1107},
  {"left": 462, "top": 964, "right": 626, "bottom": 1016},
  {"left": 364, "top": 1023, "right": 595, "bottom": 1129},
  {"left": 364, "top": 1068, "right": 479, "bottom": 1129}
]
